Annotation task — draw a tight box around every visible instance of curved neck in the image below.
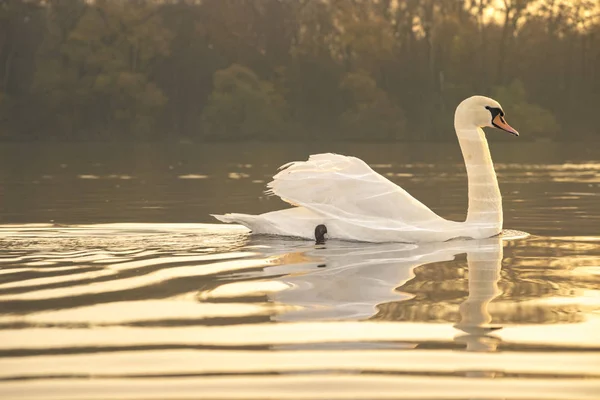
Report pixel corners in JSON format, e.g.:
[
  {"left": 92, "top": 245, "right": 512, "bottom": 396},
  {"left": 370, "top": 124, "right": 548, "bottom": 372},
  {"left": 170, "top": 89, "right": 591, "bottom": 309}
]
[{"left": 455, "top": 126, "right": 502, "bottom": 230}]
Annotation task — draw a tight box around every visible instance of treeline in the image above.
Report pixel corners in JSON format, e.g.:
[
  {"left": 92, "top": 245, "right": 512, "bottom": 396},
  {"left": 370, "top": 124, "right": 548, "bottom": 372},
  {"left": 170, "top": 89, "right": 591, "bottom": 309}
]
[{"left": 0, "top": 0, "right": 598, "bottom": 141}]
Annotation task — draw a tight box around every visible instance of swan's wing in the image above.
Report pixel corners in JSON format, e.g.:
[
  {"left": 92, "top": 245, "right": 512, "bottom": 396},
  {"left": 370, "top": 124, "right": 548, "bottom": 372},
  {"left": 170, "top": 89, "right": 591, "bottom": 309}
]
[{"left": 266, "top": 153, "right": 445, "bottom": 226}]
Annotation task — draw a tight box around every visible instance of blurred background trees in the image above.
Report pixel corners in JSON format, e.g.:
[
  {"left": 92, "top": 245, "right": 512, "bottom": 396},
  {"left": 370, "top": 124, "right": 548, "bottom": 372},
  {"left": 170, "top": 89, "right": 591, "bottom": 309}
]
[{"left": 0, "top": 0, "right": 598, "bottom": 141}]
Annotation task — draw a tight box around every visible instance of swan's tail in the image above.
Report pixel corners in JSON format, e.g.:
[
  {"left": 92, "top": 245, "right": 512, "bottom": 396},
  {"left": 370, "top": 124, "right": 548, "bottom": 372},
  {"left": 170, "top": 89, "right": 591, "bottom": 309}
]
[
  {"left": 211, "top": 213, "right": 257, "bottom": 230},
  {"left": 212, "top": 208, "right": 322, "bottom": 239}
]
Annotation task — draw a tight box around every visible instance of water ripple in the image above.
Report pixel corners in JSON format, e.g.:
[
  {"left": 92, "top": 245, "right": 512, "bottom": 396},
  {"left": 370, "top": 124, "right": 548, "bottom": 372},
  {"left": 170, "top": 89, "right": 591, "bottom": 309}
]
[{"left": 0, "top": 224, "right": 598, "bottom": 399}]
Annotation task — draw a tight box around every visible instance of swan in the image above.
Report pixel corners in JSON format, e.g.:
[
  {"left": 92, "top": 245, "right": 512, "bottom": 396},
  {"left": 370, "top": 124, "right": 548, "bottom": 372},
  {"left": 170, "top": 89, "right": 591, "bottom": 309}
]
[{"left": 212, "top": 96, "right": 519, "bottom": 243}]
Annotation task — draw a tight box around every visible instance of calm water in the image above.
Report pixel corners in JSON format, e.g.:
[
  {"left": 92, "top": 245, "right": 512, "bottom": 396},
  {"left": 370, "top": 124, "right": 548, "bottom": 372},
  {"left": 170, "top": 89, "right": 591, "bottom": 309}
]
[{"left": 0, "top": 141, "right": 599, "bottom": 399}]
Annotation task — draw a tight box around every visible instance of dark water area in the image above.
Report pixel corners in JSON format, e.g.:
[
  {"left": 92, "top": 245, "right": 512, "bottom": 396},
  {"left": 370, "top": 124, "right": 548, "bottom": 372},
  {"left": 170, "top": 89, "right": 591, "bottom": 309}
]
[
  {"left": 0, "top": 141, "right": 598, "bottom": 399},
  {"left": 0, "top": 141, "right": 599, "bottom": 235}
]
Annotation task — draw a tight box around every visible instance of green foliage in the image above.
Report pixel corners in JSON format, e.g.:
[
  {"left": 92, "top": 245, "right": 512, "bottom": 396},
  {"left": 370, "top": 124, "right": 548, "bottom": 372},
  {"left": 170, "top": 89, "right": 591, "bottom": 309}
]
[
  {"left": 336, "top": 3, "right": 396, "bottom": 74},
  {"left": 0, "top": 0, "right": 597, "bottom": 140},
  {"left": 31, "top": 0, "right": 171, "bottom": 137},
  {"left": 201, "top": 64, "right": 288, "bottom": 140},
  {"left": 339, "top": 72, "right": 405, "bottom": 140},
  {"left": 493, "top": 81, "right": 560, "bottom": 138}
]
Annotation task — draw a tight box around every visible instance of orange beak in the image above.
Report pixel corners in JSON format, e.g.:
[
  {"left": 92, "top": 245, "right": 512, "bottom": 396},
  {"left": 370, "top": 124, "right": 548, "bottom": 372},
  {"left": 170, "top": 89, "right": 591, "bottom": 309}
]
[{"left": 492, "top": 114, "right": 519, "bottom": 136}]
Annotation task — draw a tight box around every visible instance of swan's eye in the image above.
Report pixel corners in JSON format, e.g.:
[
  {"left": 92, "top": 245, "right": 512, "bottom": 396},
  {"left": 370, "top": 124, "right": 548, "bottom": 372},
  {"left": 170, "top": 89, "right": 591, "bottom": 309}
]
[{"left": 485, "top": 106, "right": 502, "bottom": 119}]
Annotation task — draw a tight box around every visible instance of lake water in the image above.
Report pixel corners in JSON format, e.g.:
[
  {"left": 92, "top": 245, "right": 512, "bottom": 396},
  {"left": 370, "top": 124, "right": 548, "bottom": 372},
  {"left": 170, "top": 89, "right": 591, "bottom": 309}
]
[{"left": 0, "top": 141, "right": 599, "bottom": 399}]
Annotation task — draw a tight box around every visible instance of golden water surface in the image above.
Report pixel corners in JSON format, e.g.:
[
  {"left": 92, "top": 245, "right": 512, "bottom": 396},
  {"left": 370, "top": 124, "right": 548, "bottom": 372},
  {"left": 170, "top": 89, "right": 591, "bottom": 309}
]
[{"left": 0, "top": 142, "right": 598, "bottom": 399}]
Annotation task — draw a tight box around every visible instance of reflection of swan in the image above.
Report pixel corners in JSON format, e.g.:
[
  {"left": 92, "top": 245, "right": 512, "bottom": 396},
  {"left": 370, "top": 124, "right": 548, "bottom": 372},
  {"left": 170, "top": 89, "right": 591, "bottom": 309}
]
[
  {"left": 213, "top": 96, "right": 518, "bottom": 242},
  {"left": 454, "top": 239, "right": 503, "bottom": 352},
  {"left": 266, "top": 237, "right": 503, "bottom": 326}
]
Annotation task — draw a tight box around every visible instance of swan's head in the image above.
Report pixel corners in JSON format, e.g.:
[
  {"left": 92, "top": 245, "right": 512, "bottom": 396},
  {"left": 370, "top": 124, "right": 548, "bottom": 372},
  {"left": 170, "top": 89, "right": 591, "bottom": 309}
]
[{"left": 455, "top": 96, "right": 519, "bottom": 136}]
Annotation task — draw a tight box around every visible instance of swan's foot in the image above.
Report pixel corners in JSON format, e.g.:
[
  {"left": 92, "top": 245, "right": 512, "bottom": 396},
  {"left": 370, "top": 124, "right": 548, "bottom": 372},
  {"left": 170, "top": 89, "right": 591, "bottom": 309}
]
[{"left": 315, "top": 224, "right": 328, "bottom": 244}]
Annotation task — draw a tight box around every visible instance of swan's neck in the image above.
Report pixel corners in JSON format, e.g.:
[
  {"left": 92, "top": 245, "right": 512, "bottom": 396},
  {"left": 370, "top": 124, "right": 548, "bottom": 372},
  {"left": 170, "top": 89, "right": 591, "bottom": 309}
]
[{"left": 456, "top": 127, "right": 502, "bottom": 231}]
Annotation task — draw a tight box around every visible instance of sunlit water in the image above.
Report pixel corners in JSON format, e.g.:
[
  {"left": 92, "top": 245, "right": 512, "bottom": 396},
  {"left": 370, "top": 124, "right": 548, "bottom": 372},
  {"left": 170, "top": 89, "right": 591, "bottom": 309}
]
[{"left": 0, "top": 142, "right": 599, "bottom": 399}]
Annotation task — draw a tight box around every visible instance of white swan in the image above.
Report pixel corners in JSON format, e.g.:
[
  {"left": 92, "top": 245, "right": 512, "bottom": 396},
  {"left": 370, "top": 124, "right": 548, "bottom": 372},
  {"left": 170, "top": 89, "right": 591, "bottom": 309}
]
[{"left": 213, "top": 96, "right": 519, "bottom": 243}]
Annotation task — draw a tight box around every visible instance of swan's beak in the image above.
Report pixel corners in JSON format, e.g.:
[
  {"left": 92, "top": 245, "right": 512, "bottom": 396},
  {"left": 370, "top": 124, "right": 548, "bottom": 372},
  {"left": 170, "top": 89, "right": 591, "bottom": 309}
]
[{"left": 492, "top": 114, "right": 519, "bottom": 136}]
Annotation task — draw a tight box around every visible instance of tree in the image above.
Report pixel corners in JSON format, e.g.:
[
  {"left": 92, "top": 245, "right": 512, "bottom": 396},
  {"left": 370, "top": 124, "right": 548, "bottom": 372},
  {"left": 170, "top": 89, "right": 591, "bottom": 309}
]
[
  {"left": 0, "top": 0, "right": 598, "bottom": 140},
  {"left": 31, "top": 0, "right": 172, "bottom": 138},
  {"left": 338, "top": 71, "right": 405, "bottom": 140},
  {"left": 494, "top": 0, "right": 533, "bottom": 85},
  {"left": 493, "top": 80, "right": 560, "bottom": 138},
  {"left": 201, "top": 64, "right": 288, "bottom": 140},
  {"left": 335, "top": 1, "right": 396, "bottom": 75},
  {"left": 0, "top": 0, "right": 45, "bottom": 135}
]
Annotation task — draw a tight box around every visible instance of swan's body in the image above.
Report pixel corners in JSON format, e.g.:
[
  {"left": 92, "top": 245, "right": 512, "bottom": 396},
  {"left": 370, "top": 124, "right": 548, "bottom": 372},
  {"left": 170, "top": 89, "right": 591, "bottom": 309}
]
[{"left": 213, "top": 96, "right": 519, "bottom": 243}]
